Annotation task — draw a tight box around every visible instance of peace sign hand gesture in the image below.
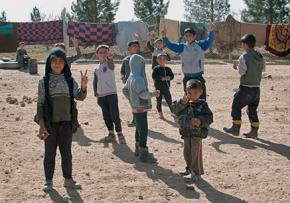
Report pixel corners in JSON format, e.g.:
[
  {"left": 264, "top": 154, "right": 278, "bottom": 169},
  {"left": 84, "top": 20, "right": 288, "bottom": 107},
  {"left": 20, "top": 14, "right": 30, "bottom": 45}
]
[{"left": 80, "top": 70, "right": 88, "bottom": 92}]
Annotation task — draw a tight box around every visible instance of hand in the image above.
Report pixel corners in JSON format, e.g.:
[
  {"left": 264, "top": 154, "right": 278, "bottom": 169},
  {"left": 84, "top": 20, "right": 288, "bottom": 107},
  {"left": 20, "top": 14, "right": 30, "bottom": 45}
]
[
  {"left": 80, "top": 70, "right": 88, "bottom": 91},
  {"left": 161, "top": 27, "right": 167, "bottom": 38},
  {"left": 191, "top": 118, "right": 201, "bottom": 127},
  {"left": 108, "top": 48, "right": 113, "bottom": 60},
  {"left": 71, "top": 36, "right": 79, "bottom": 47},
  {"left": 121, "top": 77, "right": 127, "bottom": 84},
  {"left": 133, "top": 32, "right": 141, "bottom": 40},
  {"left": 165, "top": 76, "right": 171, "bottom": 81},
  {"left": 161, "top": 77, "right": 166, "bottom": 81},
  {"left": 153, "top": 90, "right": 160, "bottom": 97},
  {"left": 147, "top": 33, "right": 152, "bottom": 42},
  {"left": 181, "top": 95, "right": 189, "bottom": 104},
  {"left": 38, "top": 126, "right": 49, "bottom": 140},
  {"left": 210, "top": 22, "right": 216, "bottom": 32}
]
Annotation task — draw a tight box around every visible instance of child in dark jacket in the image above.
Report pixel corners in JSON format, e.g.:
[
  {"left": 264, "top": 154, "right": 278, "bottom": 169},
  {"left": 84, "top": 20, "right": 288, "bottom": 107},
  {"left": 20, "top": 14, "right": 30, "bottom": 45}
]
[
  {"left": 36, "top": 48, "right": 87, "bottom": 192},
  {"left": 172, "top": 79, "right": 213, "bottom": 181},
  {"left": 152, "top": 53, "right": 174, "bottom": 118}
]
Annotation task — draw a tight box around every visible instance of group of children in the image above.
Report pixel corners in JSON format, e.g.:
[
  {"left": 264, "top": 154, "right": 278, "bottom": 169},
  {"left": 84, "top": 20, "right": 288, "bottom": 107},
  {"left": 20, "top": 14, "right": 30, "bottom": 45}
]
[{"left": 35, "top": 22, "right": 266, "bottom": 191}]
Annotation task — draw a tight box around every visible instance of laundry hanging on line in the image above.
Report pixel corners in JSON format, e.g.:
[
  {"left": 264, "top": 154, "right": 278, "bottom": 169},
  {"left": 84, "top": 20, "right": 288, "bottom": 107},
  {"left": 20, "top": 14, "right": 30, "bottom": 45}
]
[
  {"left": 67, "top": 21, "right": 113, "bottom": 46},
  {"left": 0, "top": 22, "right": 18, "bottom": 53}
]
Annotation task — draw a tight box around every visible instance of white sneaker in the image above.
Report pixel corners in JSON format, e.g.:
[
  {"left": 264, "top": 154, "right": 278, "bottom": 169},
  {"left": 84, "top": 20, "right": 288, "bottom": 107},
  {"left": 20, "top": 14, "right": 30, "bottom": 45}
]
[
  {"left": 183, "top": 171, "right": 197, "bottom": 181},
  {"left": 64, "top": 178, "right": 82, "bottom": 190},
  {"left": 43, "top": 180, "right": 53, "bottom": 192}
]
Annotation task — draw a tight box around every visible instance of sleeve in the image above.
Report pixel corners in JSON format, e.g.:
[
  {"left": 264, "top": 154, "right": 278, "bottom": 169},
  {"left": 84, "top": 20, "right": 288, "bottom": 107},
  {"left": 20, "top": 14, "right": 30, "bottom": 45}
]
[
  {"left": 152, "top": 68, "right": 162, "bottom": 81},
  {"left": 135, "top": 79, "right": 153, "bottom": 100},
  {"left": 36, "top": 80, "right": 45, "bottom": 120},
  {"left": 196, "top": 102, "right": 213, "bottom": 127},
  {"left": 162, "top": 37, "right": 184, "bottom": 54},
  {"left": 122, "top": 84, "right": 130, "bottom": 100},
  {"left": 168, "top": 67, "right": 174, "bottom": 80},
  {"left": 67, "top": 47, "right": 82, "bottom": 64},
  {"left": 147, "top": 41, "right": 154, "bottom": 52},
  {"left": 197, "top": 31, "right": 215, "bottom": 51},
  {"left": 120, "top": 60, "right": 126, "bottom": 78},
  {"left": 171, "top": 100, "right": 187, "bottom": 116},
  {"left": 93, "top": 71, "right": 98, "bottom": 97},
  {"left": 237, "top": 54, "right": 247, "bottom": 76},
  {"left": 73, "top": 78, "right": 87, "bottom": 101}
]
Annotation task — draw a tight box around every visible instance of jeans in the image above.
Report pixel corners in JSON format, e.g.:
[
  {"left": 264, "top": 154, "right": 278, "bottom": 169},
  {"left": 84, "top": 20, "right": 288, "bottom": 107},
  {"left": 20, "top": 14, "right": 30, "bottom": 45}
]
[{"left": 133, "top": 112, "right": 148, "bottom": 148}]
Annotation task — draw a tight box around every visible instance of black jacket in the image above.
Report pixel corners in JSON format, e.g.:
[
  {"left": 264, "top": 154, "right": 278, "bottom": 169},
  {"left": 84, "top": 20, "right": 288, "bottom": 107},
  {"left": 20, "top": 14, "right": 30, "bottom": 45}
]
[
  {"left": 152, "top": 65, "right": 174, "bottom": 90},
  {"left": 171, "top": 99, "right": 213, "bottom": 139}
]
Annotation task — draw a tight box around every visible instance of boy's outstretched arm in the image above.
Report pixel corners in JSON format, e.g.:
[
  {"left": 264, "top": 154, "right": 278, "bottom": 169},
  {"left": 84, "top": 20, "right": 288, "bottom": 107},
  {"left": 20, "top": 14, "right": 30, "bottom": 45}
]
[
  {"left": 161, "top": 27, "right": 184, "bottom": 54},
  {"left": 197, "top": 23, "right": 216, "bottom": 51}
]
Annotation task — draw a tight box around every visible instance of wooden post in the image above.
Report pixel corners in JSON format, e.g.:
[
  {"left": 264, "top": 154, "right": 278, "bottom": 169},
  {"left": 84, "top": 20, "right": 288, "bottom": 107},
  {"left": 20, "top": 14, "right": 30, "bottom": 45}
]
[{"left": 61, "top": 8, "right": 69, "bottom": 50}]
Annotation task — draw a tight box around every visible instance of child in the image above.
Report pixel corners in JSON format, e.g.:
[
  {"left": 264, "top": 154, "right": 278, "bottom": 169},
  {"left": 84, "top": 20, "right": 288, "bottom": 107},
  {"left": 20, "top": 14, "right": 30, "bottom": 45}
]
[
  {"left": 224, "top": 34, "right": 265, "bottom": 138},
  {"left": 120, "top": 40, "right": 141, "bottom": 127},
  {"left": 152, "top": 53, "right": 174, "bottom": 118},
  {"left": 147, "top": 34, "right": 171, "bottom": 69},
  {"left": 55, "top": 37, "right": 82, "bottom": 68},
  {"left": 93, "top": 45, "right": 125, "bottom": 144},
  {"left": 36, "top": 48, "right": 87, "bottom": 191},
  {"left": 16, "top": 42, "right": 29, "bottom": 68},
  {"left": 123, "top": 54, "right": 160, "bottom": 162},
  {"left": 161, "top": 23, "right": 216, "bottom": 100},
  {"left": 172, "top": 79, "right": 213, "bottom": 181}
]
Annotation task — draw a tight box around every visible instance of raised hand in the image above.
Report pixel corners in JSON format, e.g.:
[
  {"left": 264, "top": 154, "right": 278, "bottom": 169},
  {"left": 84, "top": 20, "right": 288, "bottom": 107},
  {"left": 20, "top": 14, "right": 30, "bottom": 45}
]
[
  {"left": 133, "top": 32, "right": 141, "bottom": 40},
  {"left": 210, "top": 22, "right": 217, "bottom": 32},
  {"left": 80, "top": 70, "right": 88, "bottom": 91},
  {"left": 161, "top": 27, "right": 167, "bottom": 38},
  {"left": 147, "top": 32, "right": 152, "bottom": 42},
  {"left": 71, "top": 36, "right": 79, "bottom": 47},
  {"left": 108, "top": 48, "right": 113, "bottom": 60},
  {"left": 181, "top": 95, "right": 189, "bottom": 104}
]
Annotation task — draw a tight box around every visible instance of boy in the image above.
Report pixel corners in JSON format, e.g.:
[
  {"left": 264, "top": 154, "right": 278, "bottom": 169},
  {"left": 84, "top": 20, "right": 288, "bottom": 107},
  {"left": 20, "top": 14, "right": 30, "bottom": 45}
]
[
  {"left": 120, "top": 40, "right": 141, "bottom": 127},
  {"left": 147, "top": 34, "right": 171, "bottom": 69},
  {"left": 123, "top": 54, "right": 160, "bottom": 162},
  {"left": 152, "top": 53, "right": 174, "bottom": 118},
  {"left": 224, "top": 34, "right": 265, "bottom": 138},
  {"left": 36, "top": 48, "right": 87, "bottom": 191},
  {"left": 93, "top": 45, "right": 125, "bottom": 144},
  {"left": 161, "top": 23, "right": 216, "bottom": 100},
  {"left": 172, "top": 79, "right": 213, "bottom": 181},
  {"left": 55, "top": 37, "right": 81, "bottom": 68},
  {"left": 16, "top": 42, "right": 29, "bottom": 68}
]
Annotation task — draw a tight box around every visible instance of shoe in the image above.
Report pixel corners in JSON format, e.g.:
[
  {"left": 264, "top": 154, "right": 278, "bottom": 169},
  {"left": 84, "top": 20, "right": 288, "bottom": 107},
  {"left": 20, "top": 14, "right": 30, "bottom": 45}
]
[
  {"left": 127, "top": 120, "right": 135, "bottom": 127},
  {"left": 104, "top": 133, "right": 116, "bottom": 143},
  {"left": 183, "top": 171, "right": 198, "bottom": 182},
  {"left": 43, "top": 180, "right": 53, "bottom": 192},
  {"left": 138, "top": 147, "right": 157, "bottom": 163},
  {"left": 117, "top": 133, "right": 126, "bottom": 144},
  {"left": 158, "top": 112, "right": 164, "bottom": 119},
  {"left": 223, "top": 124, "right": 241, "bottom": 136},
  {"left": 179, "top": 167, "right": 190, "bottom": 176},
  {"left": 64, "top": 178, "right": 82, "bottom": 190},
  {"left": 244, "top": 127, "right": 258, "bottom": 139}
]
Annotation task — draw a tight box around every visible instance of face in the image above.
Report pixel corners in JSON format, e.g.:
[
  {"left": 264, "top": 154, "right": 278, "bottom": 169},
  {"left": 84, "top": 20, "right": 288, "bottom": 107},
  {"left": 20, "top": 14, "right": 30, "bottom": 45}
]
[
  {"left": 186, "top": 88, "right": 203, "bottom": 102},
  {"left": 184, "top": 32, "right": 196, "bottom": 43},
  {"left": 241, "top": 42, "right": 250, "bottom": 51},
  {"left": 19, "top": 44, "right": 25, "bottom": 48},
  {"left": 128, "top": 44, "right": 140, "bottom": 54},
  {"left": 155, "top": 41, "right": 163, "bottom": 49},
  {"left": 97, "top": 48, "right": 109, "bottom": 62},
  {"left": 157, "top": 56, "right": 167, "bottom": 67},
  {"left": 50, "top": 57, "right": 65, "bottom": 75}
]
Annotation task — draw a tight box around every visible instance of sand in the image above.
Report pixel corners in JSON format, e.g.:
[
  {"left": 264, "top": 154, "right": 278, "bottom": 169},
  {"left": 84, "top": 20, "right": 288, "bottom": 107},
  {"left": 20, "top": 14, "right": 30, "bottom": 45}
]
[{"left": 0, "top": 62, "right": 290, "bottom": 203}]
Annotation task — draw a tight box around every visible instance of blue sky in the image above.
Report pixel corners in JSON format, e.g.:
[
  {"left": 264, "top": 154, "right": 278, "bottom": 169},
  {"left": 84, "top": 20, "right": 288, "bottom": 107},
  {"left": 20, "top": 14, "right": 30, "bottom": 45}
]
[{"left": 2, "top": 0, "right": 246, "bottom": 22}]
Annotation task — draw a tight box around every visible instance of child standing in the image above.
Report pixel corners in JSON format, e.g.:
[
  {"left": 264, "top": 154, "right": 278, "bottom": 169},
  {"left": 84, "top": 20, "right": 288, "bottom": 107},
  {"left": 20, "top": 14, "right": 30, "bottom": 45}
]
[
  {"left": 123, "top": 54, "right": 160, "bottom": 162},
  {"left": 36, "top": 48, "right": 87, "bottom": 191},
  {"left": 224, "top": 34, "right": 265, "bottom": 138},
  {"left": 120, "top": 40, "right": 141, "bottom": 127},
  {"left": 93, "top": 45, "right": 125, "bottom": 144},
  {"left": 161, "top": 23, "right": 216, "bottom": 99},
  {"left": 172, "top": 79, "right": 213, "bottom": 181},
  {"left": 152, "top": 53, "right": 174, "bottom": 118},
  {"left": 147, "top": 35, "right": 171, "bottom": 69},
  {"left": 16, "top": 42, "right": 29, "bottom": 68}
]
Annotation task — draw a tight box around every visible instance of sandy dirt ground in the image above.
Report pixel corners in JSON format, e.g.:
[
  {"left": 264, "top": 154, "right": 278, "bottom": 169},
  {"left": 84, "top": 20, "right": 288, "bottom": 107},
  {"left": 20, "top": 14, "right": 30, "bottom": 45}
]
[{"left": 0, "top": 62, "right": 290, "bottom": 203}]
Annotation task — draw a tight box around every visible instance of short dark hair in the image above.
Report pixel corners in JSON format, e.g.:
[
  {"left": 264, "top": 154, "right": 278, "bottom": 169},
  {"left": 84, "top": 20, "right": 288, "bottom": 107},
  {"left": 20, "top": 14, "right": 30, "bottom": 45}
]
[
  {"left": 19, "top": 42, "right": 25, "bottom": 45},
  {"left": 127, "top": 40, "right": 140, "bottom": 47},
  {"left": 55, "top": 43, "right": 66, "bottom": 51},
  {"left": 96, "top": 45, "right": 109, "bottom": 53},
  {"left": 241, "top": 34, "right": 256, "bottom": 48},
  {"left": 186, "top": 79, "right": 203, "bottom": 90},
  {"left": 184, "top": 28, "right": 196, "bottom": 36}
]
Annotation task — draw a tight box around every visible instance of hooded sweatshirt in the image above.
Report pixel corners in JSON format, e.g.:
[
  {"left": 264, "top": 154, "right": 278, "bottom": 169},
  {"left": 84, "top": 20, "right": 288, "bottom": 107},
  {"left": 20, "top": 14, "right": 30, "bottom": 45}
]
[
  {"left": 237, "top": 50, "right": 265, "bottom": 87},
  {"left": 123, "top": 54, "right": 153, "bottom": 113},
  {"left": 37, "top": 48, "right": 86, "bottom": 123}
]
